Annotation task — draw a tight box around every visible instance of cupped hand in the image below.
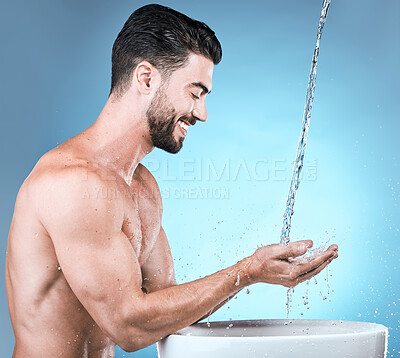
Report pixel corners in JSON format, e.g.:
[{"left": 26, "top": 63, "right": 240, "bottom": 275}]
[{"left": 247, "top": 240, "right": 339, "bottom": 288}]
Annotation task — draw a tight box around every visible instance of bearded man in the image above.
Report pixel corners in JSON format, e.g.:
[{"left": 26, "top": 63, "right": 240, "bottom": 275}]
[{"left": 6, "top": 4, "right": 338, "bottom": 357}]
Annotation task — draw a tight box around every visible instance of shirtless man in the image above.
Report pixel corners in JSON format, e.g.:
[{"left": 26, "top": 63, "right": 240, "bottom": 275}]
[{"left": 6, "top": 4, "right": 338, "bottom": 357}]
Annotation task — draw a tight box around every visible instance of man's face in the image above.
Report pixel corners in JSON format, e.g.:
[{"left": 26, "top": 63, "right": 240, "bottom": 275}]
[{"left": 146, "top": 54, "right": 214, "bottom": 154}]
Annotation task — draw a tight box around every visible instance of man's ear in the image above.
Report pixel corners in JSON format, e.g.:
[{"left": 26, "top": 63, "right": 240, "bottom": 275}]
[{"left": 134, "top": 61, "right": 160, "bottom": 95}]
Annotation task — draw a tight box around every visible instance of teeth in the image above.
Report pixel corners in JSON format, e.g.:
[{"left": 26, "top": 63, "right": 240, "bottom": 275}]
[{"left": 178, "top": 120, "right": 189, "bottom": 131}]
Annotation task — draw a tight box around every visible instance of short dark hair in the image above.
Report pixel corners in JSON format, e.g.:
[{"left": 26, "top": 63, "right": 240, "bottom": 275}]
[{"left": 110, "top": 4, "right": 222, "bottom": 96}]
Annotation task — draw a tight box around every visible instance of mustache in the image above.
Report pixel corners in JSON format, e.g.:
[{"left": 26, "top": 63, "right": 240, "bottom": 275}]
[{"left": 178, "top": 115, "right": 197, "bottom": 126}]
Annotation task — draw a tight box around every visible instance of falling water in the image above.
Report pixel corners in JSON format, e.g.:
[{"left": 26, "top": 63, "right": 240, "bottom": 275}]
[
  {"left": 280, "top": 0, "right": 332, "bottom": 246},
  {"left": 278, "top": 0, "right": 332, "bottom": 317}
]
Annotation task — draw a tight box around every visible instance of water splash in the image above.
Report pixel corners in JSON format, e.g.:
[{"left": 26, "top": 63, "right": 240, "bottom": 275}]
[
  {"left": 288, "top": 238, "right": 331, "bottom": 264},
  {"left": 285, "top": 237, "right": 332, "bottom": 317},
  {"left": 280, "top": 0, "right": 332, "bottom": 246}
]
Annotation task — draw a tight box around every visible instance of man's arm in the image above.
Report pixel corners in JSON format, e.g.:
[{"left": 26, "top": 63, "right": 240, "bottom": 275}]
[{"left": 39, "top": 168, "right": 338, "bottom": 352}]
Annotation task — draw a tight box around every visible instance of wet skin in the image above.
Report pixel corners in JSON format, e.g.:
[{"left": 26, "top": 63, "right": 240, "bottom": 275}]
[
  {"left": 6, "top": 54, "right": 338, "bottom": 357},
  {"left": 6, "top": 149, "right": 173, "bottom": 357}
]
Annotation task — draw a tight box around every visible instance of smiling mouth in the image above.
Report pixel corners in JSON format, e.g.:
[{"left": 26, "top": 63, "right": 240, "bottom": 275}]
[{"left": 177, "top": 119, "right": 189, "bottom": 132}]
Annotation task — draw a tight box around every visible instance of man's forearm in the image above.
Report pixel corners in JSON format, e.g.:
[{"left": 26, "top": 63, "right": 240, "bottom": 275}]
[
  {"left": 194, "top": 290, "right": 241, "bottom": 324},
  {"left": 122, "top": 257, "right": 252, "bottom": 351}
]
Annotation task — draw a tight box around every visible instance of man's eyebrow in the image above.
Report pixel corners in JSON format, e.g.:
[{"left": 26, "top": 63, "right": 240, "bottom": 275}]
[{"left": 190, "top": 82, "right": 211, "bottom": 94}]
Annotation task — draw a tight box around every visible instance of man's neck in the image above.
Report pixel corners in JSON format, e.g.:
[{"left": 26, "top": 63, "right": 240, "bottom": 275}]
[{"left": 79, "top": 95, "right": 154, "bottom": 185}]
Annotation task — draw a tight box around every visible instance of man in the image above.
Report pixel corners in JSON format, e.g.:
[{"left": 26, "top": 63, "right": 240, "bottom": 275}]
[{"left": 6, "top": 4, "right": 338, "bottom": 357}]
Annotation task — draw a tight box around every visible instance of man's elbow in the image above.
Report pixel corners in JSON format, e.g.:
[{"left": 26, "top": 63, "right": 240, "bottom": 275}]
[
  {"left": 115, "top": 327, "right": 163, "bottom": 353},
  {"left": 117, "top": 335, "right": 148, "bottom": 353},
  {"left": 108, "top": 311, "right": 161, "bottom": 352}
]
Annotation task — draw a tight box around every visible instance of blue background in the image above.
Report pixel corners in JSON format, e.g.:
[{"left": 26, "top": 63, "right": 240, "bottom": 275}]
[{"left": 1, "top": 0, "right": 399, "bottom": 357}]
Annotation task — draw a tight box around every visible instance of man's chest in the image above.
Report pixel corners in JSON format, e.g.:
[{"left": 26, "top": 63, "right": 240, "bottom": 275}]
[{"left": 120, "top": 182, "right": 162, "bottom": 266}]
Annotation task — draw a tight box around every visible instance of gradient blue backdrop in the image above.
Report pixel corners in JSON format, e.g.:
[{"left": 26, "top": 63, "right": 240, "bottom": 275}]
[{"left": 1, "top": 0, "right": 399, "bottom": 357}]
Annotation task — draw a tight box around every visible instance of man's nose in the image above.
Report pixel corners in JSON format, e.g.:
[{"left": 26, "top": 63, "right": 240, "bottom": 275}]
[{"left": 192, "top": 100, "right": 207, "bottom": 123}]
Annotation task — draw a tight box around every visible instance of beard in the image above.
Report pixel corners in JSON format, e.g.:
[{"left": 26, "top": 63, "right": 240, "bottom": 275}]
[{"left": 146, "top": 88, "right": 184, "bottom": 154}]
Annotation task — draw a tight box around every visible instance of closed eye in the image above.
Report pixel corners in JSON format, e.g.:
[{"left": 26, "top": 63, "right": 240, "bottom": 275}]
[{"left": 191, "top": 93, "right": 200, "bottom": 100}]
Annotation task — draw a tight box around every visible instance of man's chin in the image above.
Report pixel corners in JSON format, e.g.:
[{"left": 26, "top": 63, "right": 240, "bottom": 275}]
[{"left": 155, "top": 138, "right": 184, "bottom": 154}]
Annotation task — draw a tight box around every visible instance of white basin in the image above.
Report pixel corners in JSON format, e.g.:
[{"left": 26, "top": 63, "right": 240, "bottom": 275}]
[{"left": 157, "top": 319, "right": 388, "bottom": 358}]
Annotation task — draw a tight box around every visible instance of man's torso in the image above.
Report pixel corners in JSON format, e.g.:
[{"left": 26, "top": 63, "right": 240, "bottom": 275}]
[{"left": 6, "top": 143, "right": 163, "bottom": 357}]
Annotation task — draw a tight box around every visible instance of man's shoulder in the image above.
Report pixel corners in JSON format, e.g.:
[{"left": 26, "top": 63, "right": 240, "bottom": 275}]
[
  {"left": 26, "top": 151, "right": 126, "bottom": 227},
  {"left": 24, "top": 149, "right": 120, "bottom": 203},
  {"left": 31, "top": 151, "right": 95, "bottom": 181}
]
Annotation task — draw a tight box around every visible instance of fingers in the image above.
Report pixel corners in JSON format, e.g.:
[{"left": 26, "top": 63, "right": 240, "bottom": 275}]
[
  {"left": 289, "top": 250, "right": 339, "bottom": 287},
  {"left": 253, "top": 241, "right": 339, "bottom": 287},
  {"left": 327, "top": 244, "right": 339, "bottom": 252},
  {"left": 295, "top": 252, "right": 338, "bottom": 285},
  {"left": 297, "top": 247, "right": 337, "bottom": 271},
  {"left": 272, "top": 240, "right": 313, "bottom": 260}
]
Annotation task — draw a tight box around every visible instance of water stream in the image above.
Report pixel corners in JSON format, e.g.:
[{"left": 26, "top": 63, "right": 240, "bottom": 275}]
[
  {"left": 278, "top": 0, "right": 332, "bottom": 317},
  {"left": 280, "top": 0, "right": 332, "bottom": 246}
]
